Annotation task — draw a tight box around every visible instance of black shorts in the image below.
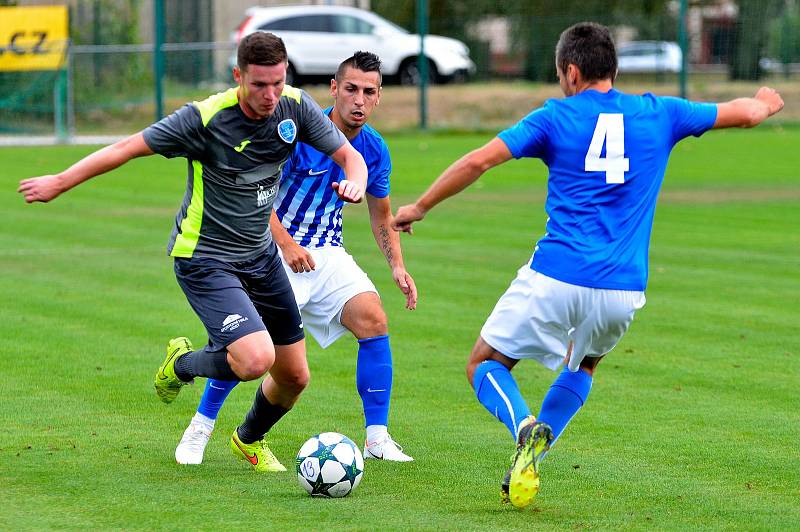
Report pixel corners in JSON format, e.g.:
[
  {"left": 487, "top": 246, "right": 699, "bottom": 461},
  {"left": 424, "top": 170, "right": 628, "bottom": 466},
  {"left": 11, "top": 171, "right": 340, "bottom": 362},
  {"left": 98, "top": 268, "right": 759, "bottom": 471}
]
[{"left": 174, "top": 250, "right": 304, "bottom": 354}]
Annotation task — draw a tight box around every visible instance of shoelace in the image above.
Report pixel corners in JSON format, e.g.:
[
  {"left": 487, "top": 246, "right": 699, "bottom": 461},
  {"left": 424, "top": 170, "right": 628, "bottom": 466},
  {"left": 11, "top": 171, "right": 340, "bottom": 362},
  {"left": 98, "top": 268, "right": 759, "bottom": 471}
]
[
  {"left": 367, "top": 435, "right": 406, "bottom": 454},
  {"left": 256, "top": 441, "right": 281, "bottom": 464},
  {"left": 383, "top": 436, "right": 404, "bottom": 452},
  {"left": 184, "top": 425, "right": 212, "bottom": 450}
]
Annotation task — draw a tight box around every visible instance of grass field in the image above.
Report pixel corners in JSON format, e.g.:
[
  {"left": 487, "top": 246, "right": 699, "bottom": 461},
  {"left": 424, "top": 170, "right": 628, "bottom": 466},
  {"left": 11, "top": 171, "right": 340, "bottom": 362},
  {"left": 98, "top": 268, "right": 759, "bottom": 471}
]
[{"left": 1, "top": 127, "right": 799, "bottom": 530}]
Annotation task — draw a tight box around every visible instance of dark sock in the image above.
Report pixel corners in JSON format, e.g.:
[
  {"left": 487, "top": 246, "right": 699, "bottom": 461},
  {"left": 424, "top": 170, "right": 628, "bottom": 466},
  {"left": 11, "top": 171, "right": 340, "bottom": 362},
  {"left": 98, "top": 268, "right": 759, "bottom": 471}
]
[
  {"left": 237, "top": 385, "right": 289, "bottom": 444},
  {"left": 174, "top": 348, "right": 239, "bottom": 381}
]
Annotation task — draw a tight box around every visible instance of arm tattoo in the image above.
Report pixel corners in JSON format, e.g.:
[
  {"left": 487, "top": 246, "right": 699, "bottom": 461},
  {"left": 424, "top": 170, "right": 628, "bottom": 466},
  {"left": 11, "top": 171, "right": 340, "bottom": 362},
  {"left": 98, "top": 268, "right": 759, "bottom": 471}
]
[{"left": 379, "top": 224, "right": 393, "bottom": 263}]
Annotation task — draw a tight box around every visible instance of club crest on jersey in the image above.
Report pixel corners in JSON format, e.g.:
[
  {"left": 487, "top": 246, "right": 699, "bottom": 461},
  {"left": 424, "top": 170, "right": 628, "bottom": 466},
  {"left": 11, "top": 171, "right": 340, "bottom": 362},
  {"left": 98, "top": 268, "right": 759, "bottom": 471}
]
[{"left": 277, "top": 119, "right": 297, "bottom": 144}]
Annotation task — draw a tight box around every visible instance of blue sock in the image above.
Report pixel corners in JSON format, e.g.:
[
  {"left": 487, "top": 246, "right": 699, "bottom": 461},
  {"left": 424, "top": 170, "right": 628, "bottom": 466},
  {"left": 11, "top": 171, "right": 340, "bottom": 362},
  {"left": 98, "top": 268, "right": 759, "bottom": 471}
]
[
  {"left": 197, "top": 379, "right": 239, "bottom": 420},
  {"left": 473, "top": 360, "right": 531, "bottom": 440},
  {"left": 356, "top": 335, "right": 392, "bottom": 427},
  {"left": 537, "top": 367, "right": 593, "bottom": 442}
]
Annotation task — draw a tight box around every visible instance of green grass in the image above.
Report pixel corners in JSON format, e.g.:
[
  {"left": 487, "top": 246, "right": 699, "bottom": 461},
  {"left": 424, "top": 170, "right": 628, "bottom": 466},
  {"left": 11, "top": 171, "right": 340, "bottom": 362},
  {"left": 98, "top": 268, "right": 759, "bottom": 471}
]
[{"left": 1, "top": 126, "right": 799, "bottom": 530}]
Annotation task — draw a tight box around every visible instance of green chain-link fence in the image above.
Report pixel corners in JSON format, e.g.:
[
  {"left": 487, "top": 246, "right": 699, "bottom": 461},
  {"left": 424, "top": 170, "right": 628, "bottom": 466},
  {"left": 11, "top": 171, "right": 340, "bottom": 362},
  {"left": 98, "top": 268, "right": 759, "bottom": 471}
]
[{"left": 1, "top": 0, "right": 797, "bottom": 140}]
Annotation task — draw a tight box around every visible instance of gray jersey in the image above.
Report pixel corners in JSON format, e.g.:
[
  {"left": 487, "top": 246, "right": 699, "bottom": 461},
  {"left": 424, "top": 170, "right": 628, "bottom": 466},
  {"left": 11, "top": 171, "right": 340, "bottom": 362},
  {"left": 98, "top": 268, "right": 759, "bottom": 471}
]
[{"left": 143, "top": 85, "right": 346, "bottom": 261}]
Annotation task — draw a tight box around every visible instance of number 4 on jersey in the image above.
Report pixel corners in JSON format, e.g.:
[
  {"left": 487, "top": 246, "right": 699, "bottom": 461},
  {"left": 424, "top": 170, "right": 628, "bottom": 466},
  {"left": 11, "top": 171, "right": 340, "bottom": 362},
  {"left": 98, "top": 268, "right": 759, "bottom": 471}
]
[{"left": 585, "top": 113, "right": 629, "bottom": 184}]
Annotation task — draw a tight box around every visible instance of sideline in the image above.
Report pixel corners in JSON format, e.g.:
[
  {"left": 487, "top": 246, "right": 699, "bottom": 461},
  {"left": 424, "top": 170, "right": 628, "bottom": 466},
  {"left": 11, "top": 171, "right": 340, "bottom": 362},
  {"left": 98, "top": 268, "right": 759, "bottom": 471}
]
[{"left": 0, "top": 135, "right": 125, "bottom": 146}]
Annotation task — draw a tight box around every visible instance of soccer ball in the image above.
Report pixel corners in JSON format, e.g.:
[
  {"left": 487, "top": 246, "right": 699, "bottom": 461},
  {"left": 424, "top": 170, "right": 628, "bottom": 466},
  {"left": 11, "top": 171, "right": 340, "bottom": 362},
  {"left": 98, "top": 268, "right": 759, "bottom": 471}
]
[{"left": 295, "top": 432, "right": 364, "bottom": 498}]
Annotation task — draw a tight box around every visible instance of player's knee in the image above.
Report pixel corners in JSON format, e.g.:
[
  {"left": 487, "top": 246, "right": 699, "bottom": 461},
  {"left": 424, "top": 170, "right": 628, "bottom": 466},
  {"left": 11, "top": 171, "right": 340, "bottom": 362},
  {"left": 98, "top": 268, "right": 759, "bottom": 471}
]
[
  {"left": 465, "top": 359, "right": 479, "bottom": 386},
  {"left": 579, "top": 355, "right": 602, "bottom": 375},
  {"left": 280, "top": 367, "right": 310, "bottom": 395},
  {"left": 237, "top": 348, "right": 275, "bottom": 380},
  {"left": 355, "top": 310, "right": 388, "bottom": 338}
]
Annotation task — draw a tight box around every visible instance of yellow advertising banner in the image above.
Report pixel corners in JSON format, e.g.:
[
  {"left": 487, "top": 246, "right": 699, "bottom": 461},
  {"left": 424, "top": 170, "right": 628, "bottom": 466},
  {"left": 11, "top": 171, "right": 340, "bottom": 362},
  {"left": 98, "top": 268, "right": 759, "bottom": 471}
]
[{"left": 0, "top": 5, "right": 68, "bottom": 71}]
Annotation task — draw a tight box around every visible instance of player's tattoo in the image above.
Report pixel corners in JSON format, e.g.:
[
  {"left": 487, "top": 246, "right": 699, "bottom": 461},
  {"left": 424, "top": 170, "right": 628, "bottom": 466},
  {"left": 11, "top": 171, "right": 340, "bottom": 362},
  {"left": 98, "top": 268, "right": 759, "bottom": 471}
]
[{"left": 379, "top": 224, "right": 393, "bottom": 263}]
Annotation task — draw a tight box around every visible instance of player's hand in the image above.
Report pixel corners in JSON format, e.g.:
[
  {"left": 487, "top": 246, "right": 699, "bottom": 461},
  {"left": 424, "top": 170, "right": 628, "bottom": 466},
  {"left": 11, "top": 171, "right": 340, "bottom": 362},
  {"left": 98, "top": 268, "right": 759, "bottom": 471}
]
[
  {"left": 332, "top": 179, "right": 364, "bottom": 203},
  {"left": 18, "top": 174, "right": 64, "bottom": 203},
  {"left": 755, "top": 87, "right": 784, "bottom": 117},
  {"left": 392, "top": 268, "right": 418, "bottom": 310},
  {"left": 280, "top": 240, "right": 316, "bottom": 273},
  {"left": 391, "top": 203, "right": 426, "bottom": 234}
]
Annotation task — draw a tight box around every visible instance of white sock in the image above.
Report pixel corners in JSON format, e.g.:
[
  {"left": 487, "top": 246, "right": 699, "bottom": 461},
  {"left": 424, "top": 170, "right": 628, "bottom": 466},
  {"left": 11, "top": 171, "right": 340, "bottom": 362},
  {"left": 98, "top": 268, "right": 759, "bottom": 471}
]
[
  {"left": 366, "top": 425, "right": 388, "bottom": 444},
  {"left": 193, "top": 412, "right": 216, "bottom": 430}
]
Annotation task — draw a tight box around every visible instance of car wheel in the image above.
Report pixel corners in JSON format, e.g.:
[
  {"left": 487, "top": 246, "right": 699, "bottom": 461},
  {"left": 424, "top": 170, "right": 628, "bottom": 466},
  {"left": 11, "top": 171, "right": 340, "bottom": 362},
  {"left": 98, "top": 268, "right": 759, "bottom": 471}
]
[{"left": 399, "top": 58, "right": 436, "bottom": 86}]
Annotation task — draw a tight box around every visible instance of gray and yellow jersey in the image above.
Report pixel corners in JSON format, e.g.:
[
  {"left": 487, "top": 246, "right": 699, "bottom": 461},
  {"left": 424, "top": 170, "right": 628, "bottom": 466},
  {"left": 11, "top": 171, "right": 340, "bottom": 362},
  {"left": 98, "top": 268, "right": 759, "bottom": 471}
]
[{"left": 142, "top": 85, "right": 346, "bottom": 261}]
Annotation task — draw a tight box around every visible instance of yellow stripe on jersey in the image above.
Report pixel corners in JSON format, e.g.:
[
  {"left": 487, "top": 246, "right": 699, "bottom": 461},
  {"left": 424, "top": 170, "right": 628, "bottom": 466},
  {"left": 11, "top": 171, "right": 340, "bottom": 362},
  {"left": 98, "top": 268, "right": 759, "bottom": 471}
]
[
  {"left": 171, "top": 160, "right": 205, "bottom": 257},
  {"left": 193, "top": 87, "right": 239, "bottom": 127},
  {"left": 281, "top": 84, "right": 301, "bottom": 103}
]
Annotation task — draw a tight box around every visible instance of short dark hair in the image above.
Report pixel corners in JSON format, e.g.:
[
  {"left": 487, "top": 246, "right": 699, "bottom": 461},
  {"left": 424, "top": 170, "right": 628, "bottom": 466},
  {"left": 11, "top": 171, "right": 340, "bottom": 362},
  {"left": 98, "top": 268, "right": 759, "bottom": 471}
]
[
  {"left": 335, "top": 51, "right": 382, "bottom": 84},
  {"left": 237, "top": 31, "right": 287, "bottom": 70},
  {"left": 556, "top": 22, "right": 617, "bottom": 82}
]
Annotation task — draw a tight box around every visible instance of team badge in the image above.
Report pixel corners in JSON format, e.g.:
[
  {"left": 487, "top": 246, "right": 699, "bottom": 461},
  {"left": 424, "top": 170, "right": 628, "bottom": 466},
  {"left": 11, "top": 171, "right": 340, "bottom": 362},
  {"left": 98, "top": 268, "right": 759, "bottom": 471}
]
[{"left": 277, "top": 119, "right": 297, "bottom": 144}]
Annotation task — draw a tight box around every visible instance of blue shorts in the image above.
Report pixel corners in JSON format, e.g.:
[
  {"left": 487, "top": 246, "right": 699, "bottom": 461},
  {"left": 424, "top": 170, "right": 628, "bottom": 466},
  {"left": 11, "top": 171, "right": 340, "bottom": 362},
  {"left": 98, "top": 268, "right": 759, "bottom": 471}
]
[{"left": 174, "top": 250, "right": 304, "bottom": 354}]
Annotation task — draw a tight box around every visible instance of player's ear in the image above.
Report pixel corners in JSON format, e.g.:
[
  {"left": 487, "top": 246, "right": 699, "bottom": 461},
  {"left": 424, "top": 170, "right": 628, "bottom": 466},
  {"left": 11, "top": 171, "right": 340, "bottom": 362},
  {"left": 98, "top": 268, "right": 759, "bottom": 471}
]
[
  {"left": 233, "top": 65, "right": 242, "bottom": 84},
  {"left": 567, "top": 64, "right": 579, "bottom": 87},
  {"left": 330, "top": 78, "right": 337, "bottom": 98}
]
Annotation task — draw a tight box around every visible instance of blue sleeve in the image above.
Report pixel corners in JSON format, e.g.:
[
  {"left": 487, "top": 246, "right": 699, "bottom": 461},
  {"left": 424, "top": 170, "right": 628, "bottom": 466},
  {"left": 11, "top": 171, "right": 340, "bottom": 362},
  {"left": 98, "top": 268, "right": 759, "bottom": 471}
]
[
  {"left": 497, "top": 104, "right": 551, "bottom": 159},
  {"left": 660, "top": 97, "right": 717, "bottom": 143},
  {"left": 281, "top": 145, "right": 298, "bottom": 179},
  {"left": 365, "top": 140, "right": 391, "bottom": 199}
]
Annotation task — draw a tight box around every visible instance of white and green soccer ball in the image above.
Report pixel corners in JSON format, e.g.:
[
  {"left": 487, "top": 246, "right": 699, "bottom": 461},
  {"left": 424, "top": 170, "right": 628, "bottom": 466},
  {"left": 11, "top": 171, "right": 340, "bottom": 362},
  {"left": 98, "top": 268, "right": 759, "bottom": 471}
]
[{"left": 295, "top": 432, "right": 364, "bottom": 498}]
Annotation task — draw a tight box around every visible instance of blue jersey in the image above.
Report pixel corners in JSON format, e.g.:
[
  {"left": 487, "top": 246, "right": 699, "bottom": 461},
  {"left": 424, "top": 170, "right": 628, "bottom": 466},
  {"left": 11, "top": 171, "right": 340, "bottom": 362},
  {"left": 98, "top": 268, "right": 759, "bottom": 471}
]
[
  {"left": 498, "top": 89, "right": 717, "bottom": 291},
  {"left": 274, "top": 108, "right": 391, "bottom": 248}
]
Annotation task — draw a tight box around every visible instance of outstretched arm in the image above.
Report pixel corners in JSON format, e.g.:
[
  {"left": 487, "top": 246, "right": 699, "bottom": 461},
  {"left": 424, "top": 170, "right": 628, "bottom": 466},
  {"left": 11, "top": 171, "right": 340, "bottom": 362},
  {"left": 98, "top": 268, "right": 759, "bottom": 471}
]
[
  {"left": 392, "top": 137, "right": 513, "bottom": 233},
  {"left": 713, "top": 87, "right": 784, "bottom": 129},
  {"left": 329, "top": 142, "right": 368, "bottom": 203},
  {"left": 18, "top": 132, "right": 154, "bottom": 203},
  {"left": 368, "top": 194, "right": 417, "bottom": 310}
]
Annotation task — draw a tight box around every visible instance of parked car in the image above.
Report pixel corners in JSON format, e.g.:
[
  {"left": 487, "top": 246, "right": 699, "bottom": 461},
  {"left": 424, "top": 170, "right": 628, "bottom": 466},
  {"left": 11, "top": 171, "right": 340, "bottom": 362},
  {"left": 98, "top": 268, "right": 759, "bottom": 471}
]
[
  {"left": 230, "top": 5, "right": 475, "bottom": 85},
  {"left": 616, "top": 41, "right": 682, "bottom": 73}
]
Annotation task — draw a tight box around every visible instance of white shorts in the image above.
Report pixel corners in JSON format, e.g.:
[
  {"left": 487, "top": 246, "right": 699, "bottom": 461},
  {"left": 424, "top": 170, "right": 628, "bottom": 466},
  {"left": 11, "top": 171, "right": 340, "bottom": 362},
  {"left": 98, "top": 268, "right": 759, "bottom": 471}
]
[
  {"left": 279, "top": 246, "right": 377, "bottom": 348},
  {"left": 480, "top": 262, "right": 646, "bottom": 372}
]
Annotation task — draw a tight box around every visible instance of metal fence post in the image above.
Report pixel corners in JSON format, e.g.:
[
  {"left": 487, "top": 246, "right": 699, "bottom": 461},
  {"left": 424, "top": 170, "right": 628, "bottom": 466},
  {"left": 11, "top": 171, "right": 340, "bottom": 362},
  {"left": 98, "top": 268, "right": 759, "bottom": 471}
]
[
  {"left": 417, "top": 0, "right": 428, "bottom": 130},
  {"left": 154, "top": 0, "right": 165, "bottom": 121},
  {"left": 53, "top": 68, "right": 68, "bottom": 143},
  {"left": 678, "top": 0, "right": 688, "bottom": 99},
  {"left": 66, "top": 43, "right": 75, "bottom": 139}
]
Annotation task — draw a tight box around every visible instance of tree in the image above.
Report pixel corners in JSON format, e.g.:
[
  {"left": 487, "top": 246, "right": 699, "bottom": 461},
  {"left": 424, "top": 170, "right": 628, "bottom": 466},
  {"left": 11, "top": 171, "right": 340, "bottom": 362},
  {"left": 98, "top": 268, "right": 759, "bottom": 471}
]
[
  {"left": 372, "top": 0, "right": 674, "bottom": 81},
  {"left": 507, "top": 0, "right": 671, "bottom": 81},
  {"left": 729, "top": 0, "right": 784, "bottom": 80}
]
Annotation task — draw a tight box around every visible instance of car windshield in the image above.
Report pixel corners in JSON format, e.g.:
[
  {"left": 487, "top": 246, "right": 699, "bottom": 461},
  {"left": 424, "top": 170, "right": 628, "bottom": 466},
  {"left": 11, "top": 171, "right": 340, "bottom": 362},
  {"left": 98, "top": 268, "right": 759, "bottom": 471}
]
[{"left": 380, "top": 18, "right": 409, "bottom": 34}]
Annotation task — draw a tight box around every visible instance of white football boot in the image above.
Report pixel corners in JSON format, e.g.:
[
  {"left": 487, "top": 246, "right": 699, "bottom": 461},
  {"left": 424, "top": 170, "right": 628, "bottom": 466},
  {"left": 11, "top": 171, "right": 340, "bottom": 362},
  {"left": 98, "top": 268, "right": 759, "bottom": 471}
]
[
  {"left": 363, "top": 433, "right": 414, "bottom": 462},
  {"left": 175, "top": 421, "right": 213, "bottom": 465}
]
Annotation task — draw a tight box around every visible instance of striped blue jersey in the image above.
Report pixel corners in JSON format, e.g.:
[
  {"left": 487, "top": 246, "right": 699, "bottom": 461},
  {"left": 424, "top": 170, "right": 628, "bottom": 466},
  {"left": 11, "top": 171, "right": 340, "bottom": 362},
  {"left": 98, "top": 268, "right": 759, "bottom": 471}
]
[
  {"left": 274, "top": 108, "right": 391, "bottom": 248},
  {"left": 498, "top": 89, "right": 717, "bottom": 291}
]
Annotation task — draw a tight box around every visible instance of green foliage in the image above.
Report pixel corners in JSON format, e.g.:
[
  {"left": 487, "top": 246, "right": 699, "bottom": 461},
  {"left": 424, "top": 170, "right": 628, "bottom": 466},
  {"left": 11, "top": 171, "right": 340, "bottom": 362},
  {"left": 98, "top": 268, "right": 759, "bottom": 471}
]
[
  {"left": 371, "top": 0, "right": 505, "bottom": 78},
  {"left": 728, "top": 0, "right": 790, "bottom": 80},
  {"left": 506, "top": 0, "right": 674, "bottom": 81},
  {"left": 70, "top": 0, "right": 150, "bottom": 106},
  {"left": 373, "top": 0, "right": 674, "bottom": 81},
  {"left": 1, "top": 127, "right": 799, "bottom": 528},
  {"left": 767, "top": 4, "right": 800, "bottom": 63}
]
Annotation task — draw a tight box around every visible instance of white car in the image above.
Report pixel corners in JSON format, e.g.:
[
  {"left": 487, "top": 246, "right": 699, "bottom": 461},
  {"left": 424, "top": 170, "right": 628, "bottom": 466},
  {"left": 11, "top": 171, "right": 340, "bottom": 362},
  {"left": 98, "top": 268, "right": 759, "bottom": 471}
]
[
  {"left": 231, "top": 5, "right": 475, "bottom": 85},
  {"left": 617, "top": 41, "right": 682, "bottom": 73}
]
